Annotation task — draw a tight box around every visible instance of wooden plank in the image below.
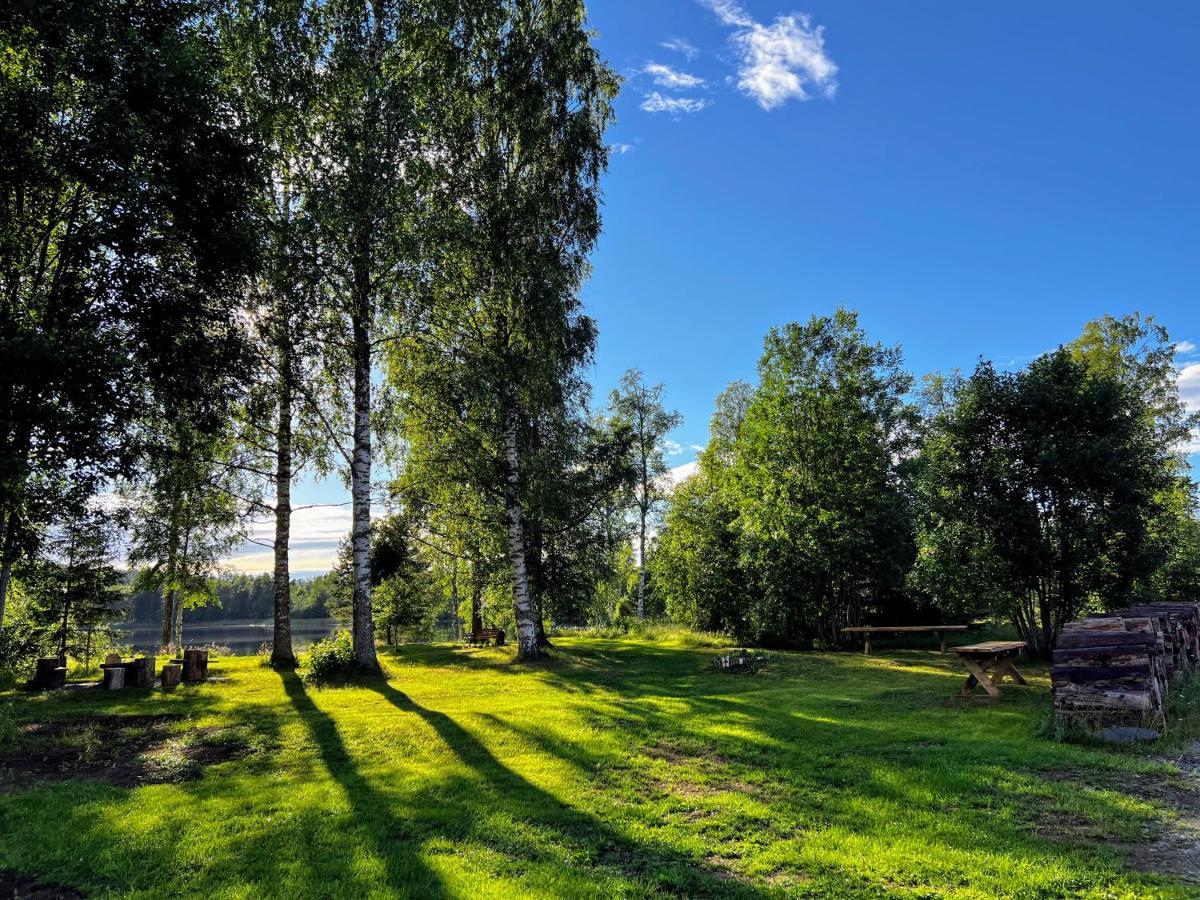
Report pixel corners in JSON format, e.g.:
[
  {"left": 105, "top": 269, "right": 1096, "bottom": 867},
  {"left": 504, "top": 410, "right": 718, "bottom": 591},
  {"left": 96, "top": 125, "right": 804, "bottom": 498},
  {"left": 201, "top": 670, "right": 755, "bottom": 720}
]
[{"left": 955, "top": 641, "right": 1025, "bottom": 655}]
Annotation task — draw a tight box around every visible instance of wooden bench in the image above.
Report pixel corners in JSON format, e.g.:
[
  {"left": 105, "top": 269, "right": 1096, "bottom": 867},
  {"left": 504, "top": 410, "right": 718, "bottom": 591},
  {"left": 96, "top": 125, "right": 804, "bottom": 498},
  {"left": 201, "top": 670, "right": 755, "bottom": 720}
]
[
  {"left": 955, "top": 641, "right": 1028, "bottom": 697},
  {"left": 466, "top": 628, "right": 505, "bottom": 647},
  {"left": 841, "top": 625, "right": 969, "bottom": 655}
]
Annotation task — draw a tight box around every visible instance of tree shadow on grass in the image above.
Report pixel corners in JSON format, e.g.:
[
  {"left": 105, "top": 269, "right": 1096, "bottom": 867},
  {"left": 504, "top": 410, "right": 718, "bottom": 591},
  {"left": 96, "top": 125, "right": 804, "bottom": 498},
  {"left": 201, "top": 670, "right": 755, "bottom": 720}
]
[
  {"left": 364, "top": 678, "right": 771, "bottom": 897},
  {"left": 278, "top": 672, "right": 446, "bottom": 897}
]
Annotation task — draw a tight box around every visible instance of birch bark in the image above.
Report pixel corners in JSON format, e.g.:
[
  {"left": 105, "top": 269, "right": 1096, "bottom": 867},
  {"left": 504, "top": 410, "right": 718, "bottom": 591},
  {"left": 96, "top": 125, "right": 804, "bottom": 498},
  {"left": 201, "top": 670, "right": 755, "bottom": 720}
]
[{"left": 502, "top": 406, "right": 538, "bottom": 659}]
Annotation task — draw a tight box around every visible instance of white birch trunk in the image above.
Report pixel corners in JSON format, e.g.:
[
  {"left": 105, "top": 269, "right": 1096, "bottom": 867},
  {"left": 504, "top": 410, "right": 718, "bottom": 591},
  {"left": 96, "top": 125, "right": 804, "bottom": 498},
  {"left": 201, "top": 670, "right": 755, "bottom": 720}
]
[
  {"left": 350, "top": 309, "right": 380, "bottom": 672},
  {"left": 161, "top": 589, "right": 175, "bottom": 653},
  {"left": 503, "top": 406, "right": 539, "bottom": 659},
  {"left": 636, "top": 510, "right": 647, "bottom": 620},
  {"left": 271, "top": 341, "right": 296, "bottom": 667}
]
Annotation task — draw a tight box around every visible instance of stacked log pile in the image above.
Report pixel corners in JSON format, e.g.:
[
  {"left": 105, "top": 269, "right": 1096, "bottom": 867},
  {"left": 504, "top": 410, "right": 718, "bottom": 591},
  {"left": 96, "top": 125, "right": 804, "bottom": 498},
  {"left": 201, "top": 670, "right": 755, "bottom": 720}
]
[{"left": 1053, "top": 602, "right": 1200, "bottom": 730}]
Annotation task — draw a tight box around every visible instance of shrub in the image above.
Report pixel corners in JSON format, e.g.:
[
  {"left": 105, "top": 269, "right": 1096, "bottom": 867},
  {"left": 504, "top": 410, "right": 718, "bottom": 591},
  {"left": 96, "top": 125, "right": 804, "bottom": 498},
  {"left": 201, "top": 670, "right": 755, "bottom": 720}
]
[{"left": 303, "top": 630, "right": 357, "bottom": 684}]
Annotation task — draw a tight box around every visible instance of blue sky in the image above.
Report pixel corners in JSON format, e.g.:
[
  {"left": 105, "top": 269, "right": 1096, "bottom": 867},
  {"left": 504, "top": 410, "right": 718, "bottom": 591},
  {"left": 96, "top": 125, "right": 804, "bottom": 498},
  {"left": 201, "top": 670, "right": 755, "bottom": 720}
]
[{"left": 230, "top": 0, "right": 1200, "bottom": 575}]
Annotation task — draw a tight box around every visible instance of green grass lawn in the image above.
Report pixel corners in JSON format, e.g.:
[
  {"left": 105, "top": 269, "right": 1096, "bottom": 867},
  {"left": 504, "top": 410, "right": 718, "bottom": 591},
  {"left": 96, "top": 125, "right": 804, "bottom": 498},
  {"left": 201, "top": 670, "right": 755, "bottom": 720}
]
[{"left": 2, "top": 635, "right": 1198, "bottom": 898}]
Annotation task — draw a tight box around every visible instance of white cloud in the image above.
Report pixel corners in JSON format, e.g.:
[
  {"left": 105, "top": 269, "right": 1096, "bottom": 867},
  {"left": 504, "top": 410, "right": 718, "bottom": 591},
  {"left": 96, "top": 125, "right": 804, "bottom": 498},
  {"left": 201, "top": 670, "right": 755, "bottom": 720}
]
[
  {"left": 662, "top": 439, "right": 685, "bottom": 457},
  {"left": 700, "top": 1, "right": 838, "bottom": 110},
  {"left": 660, "top": 37, "right": 700, "bottom": 60},
  {"left": 1179, "top": 363, "right": 1200, "bottom": 412},
  {"left": 704, "top": 0, "right": 755, "bottom": 28},
  {"left": 644, "top": 62, "right": 706, "bottom": 90},
  {"left": 1177, "top": 362, "right": 1200, "bottom": 456},
  {"left": 1174, "top": 340, "right": 1197, "bottom": 356},
  {"left": 610, "top": 142, "right": 635, "bottom": 154},
  {"left": 222, "top": 547, "right": 344, "bottom": 576},
  {"left": 640, "top": 92, "right": 710, "bottom": 115},
  {"left": 226, "top": 504, "right": 352, "bottom": 575},
  {"left": 668, "top": 461, "right": 700, "bottom": 488}
]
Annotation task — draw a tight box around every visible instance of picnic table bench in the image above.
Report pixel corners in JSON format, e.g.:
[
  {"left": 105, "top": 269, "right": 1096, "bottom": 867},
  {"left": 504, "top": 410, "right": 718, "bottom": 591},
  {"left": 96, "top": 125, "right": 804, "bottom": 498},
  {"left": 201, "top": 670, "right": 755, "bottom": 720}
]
[
  {"left": 955, "top": 641, "right": 1028, "bottom": 697},
  {"left": 841, "top": 624, "right": 970, "bottom": 655}
]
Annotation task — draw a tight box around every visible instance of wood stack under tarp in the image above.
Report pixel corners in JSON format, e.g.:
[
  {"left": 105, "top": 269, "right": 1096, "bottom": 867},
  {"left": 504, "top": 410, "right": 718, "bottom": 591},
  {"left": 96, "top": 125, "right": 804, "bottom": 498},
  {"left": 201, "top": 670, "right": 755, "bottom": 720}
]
[{"left": 1053, "top": 602, "right": 1200, "bottom": 730}]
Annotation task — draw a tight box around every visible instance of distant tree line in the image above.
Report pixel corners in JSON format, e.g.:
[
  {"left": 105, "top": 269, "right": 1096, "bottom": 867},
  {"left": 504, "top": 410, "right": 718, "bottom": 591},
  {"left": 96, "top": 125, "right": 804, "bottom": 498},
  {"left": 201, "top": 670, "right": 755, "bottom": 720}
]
[
  {"left": 124, "top": 573, "right": 337, "bottom": 625},
  {"left": 653, "top": 311, "right": 1200, "bottom": 656}
]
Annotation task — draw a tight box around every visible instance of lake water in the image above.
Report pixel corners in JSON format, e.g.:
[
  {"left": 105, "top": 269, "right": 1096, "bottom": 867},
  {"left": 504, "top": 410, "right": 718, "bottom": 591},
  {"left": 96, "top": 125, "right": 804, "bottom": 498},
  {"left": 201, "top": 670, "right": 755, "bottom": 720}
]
[{"left": 117, "top": 618, "right": 340, "bottom": 656}]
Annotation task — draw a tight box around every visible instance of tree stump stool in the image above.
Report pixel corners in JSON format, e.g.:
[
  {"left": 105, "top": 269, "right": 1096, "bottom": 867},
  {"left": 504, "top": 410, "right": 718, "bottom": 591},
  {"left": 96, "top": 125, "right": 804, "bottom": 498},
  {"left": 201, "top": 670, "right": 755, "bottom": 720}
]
[
  {"left": 32, "top": 658, "right": 67, "bottom": 690},
  {"left": 182, "top": 649, "right": 208, "bottom": 683},
  {"left": 104, "top": 653, "right": 122, "bottom": 667},
  {"left": 123, "top": 656, "right": 155, "bottom": 688},
  {"left": 101, "top": 666, "right": 125, "bottom": 690},
  {"left": 160, "top": 664, "right": 182, "bottom": 690}
]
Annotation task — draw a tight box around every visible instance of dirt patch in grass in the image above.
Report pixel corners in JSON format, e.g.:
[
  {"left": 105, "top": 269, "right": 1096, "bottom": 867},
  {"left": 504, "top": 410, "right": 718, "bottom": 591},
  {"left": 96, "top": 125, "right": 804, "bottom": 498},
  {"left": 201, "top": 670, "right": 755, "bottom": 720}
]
[
  {"left": 1038, "top": 743, "right": 1200, "bottom": 884},
  {"left": 0, "top": 714, "right": 252, "bottom": 791},
  {"left": 0, "top": 869, "right": 85, "bottom": 898}
]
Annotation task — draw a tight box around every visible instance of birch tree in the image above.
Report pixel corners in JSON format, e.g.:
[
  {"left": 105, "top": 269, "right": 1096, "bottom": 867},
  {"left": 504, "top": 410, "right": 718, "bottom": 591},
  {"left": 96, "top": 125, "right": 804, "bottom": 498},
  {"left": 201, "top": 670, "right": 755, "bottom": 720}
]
[
  {"left": 126, "top": 418, "right": 251, "bottom": 654},
  {"left": 388, "top": 0, "right": 616, "bottom": 659},
  {"left": 309, "top": 0, "right": 434, "bottom": 672},
  {"left": 225, "top": 0, "right": 330, "bottom": 668},
  {"left": 609, "top": 369, "right": 682, "bottom": 620}
]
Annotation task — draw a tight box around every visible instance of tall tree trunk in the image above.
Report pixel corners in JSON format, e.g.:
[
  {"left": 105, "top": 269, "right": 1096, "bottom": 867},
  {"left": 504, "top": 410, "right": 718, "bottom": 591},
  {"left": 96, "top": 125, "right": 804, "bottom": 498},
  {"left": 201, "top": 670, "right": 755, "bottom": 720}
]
[
  {"left": 271, "top": 343, "right": 297, "bottom": 668},
  {"left": 502, "top": 405, "right": 539, "bottom": 660},
  {"left": 526, "top": 516, "right": 552, "bottom": 648},
  {"left": 349, "top": 285, "right": 380, "bottom": 673},
  {"left": 636, "top": 504, "right": 647, "bottom": 620},
  {"left": 0, "top": 509, "right": 12, "bottom": 630},
  {"left": 449, "top": 560, "right": 460, "bottom": 640},
  {"left": 0, "top": 558, "right": 10, "bottom": 631},
  {"left": 470, "top": 565, "right": 482, "bottom": 635},
  {"left": 172, "top": 587, "right": 184, "bottom": 654},
  {"left": 161, "top": 589, "right": 176, "bottom": 653}
]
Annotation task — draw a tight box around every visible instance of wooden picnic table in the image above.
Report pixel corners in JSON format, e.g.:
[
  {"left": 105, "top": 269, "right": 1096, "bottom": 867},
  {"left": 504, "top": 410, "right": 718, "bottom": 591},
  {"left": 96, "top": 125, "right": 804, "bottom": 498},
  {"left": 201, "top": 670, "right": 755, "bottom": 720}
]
[
  {"left": 841, "top": 624, "right": 970, "bottom": 655},
  {"left": 955, "top": 641, "right": 1028, "bottom": 697}
]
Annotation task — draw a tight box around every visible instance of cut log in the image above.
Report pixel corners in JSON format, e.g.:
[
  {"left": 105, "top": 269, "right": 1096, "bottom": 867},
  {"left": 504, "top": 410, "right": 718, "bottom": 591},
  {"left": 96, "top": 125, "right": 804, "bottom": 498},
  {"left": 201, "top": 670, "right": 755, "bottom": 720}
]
[
  {"left": 101, "top": 666, "right": 125, "bottom": 690},
  {"left": 182, "top": 649, "right": 208, "bottom": 683},
  {"left": 123, "top": 657, "right": 155, "bottom": 688},
  {"left": 1053, "top": 684, "right": 1157, "bottom": 711},
  {"left": 1055, "top": 632, "right": 1158, "bottom": 650},
  {"left": 104, "top": 653, "right": 122, "bottom": 666},
  {"left": 1050, "top": 664, "right": 1153, "bottom": 683},
  {"left": 160, "top": 664, "right": 182, "bottom": 690},
  {"left": 31, "top": 658, "right": 66, "bottom": 690}
]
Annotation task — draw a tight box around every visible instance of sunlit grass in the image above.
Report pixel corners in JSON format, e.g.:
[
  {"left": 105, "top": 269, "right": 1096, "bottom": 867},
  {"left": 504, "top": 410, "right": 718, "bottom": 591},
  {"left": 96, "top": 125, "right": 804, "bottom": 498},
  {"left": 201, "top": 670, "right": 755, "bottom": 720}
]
[{"left": 0, "top": 636, "right": 1194, "bottom": 897}]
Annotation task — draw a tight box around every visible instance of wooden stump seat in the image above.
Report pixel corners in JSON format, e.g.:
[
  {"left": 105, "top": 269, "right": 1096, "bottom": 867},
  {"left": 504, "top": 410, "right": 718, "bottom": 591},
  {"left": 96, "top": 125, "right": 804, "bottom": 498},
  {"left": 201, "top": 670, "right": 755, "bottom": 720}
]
[
  {"left": 182, "top": 649, "right": 209, "bottom": 682},
  {"left": 160, "top": 664, "right": 182, "bottom": 689},
  {"left": 101, "top": 666, "right": 125, "bottom": 690},
  {"left": 31, "top": 658, "right": 67, "bottom": 690}
]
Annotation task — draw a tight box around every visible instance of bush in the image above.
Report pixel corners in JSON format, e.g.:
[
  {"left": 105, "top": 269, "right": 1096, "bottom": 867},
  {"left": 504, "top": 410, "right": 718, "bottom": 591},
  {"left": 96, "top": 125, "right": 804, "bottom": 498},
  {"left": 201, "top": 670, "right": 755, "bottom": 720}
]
[{"left": 303, "top": 630, "right": 357, "bottom": 684}]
